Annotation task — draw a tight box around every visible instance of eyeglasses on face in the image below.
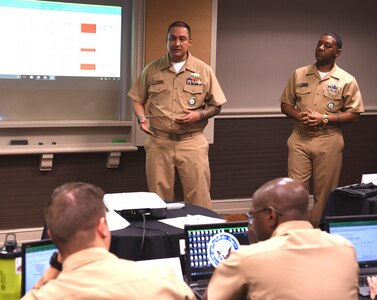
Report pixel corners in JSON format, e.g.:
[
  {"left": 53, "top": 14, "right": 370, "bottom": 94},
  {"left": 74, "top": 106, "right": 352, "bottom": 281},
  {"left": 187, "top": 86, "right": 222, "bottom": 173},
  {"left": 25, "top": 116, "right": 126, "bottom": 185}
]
[{"left": 246, "top": 206, "right": 283, "bottom": 224}]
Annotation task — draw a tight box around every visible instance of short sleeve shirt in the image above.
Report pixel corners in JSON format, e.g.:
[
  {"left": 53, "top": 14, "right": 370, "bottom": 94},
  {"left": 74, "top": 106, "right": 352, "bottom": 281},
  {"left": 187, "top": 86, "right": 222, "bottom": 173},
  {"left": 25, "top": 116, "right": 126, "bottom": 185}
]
[
  {"left": 128, "top": 52, "right": 226, "bottom": 134},
  {"left": 206, "top": 221, "right": 359, "bottom": 300},
  {"left": 280, "top": 64, "right": 364, "bottom": 128}
]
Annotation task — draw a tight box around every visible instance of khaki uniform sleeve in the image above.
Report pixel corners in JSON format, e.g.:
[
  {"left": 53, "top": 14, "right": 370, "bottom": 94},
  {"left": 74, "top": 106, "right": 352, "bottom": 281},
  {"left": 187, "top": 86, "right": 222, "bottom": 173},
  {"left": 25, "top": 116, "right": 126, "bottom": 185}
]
[
  {"left": 207, "top": 252, "right": 248, "bottom": 300},
  {"left": 150, "top": 265, "right": 196, "bottom": 300},
  {"left": 207, "top": 68, "right": 227, "bottom": 107},
  {"left": 342, "top": 78, "right": 364, "bottom": 113},
  {"left": 127, "top": 66, "right": 150, "bottom": 105},
  {"left": 279, "top": 70, "right": 297, "bottom": 107}
]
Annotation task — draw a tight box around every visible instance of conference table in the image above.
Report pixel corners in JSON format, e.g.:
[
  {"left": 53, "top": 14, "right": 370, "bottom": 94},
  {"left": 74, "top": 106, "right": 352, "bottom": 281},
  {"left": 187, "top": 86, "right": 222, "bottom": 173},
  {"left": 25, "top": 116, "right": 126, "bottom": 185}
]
[
  {"left": 320, "top": 185, "right": 377, "bottom": 228},
  {"left": 109, "top": 203, "right": 221, "bottom": 261}
]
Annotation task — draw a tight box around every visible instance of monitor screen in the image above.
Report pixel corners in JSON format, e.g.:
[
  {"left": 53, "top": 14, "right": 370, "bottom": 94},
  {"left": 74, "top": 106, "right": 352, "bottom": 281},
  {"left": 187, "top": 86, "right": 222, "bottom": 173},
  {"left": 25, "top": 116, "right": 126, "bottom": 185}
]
[
  {"left": 184, "top": 222, "right": 250, "bottom": 282},
  {"left": 326, "top": 215, "right": 377, "bottom": 268},
  {"left": 21, "top": 239, "right": 57, "bottom": 296},
  {"left": 0, "top": 0, "right": 128, "bottom": 122}
]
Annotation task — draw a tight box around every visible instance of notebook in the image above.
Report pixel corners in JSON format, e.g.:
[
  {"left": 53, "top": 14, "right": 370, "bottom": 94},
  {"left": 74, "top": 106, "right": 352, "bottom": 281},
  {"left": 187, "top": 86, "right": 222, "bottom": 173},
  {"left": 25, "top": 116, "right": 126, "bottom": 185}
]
[
  {"left": 325, "top": 215, "right": 377, "bottom": 297},
  {"left": 183, "top": 221, "right": 250, "bottom": 299},
  {"left": 21, "top": 239, "right": 57, "bottom": 296}
]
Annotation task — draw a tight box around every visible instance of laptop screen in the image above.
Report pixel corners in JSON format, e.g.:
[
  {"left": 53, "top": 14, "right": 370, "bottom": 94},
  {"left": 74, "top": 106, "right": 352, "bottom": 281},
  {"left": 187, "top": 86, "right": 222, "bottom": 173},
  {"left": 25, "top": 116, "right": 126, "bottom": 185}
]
[
  {"left": 184, "top": 221, "right": 249, "bottom": 283},
  {"left": 21, "top": 239, "right": 57, "bottom": 296},
  {"left": 325, "top": 215, "right": 377, "bottom": 269}
]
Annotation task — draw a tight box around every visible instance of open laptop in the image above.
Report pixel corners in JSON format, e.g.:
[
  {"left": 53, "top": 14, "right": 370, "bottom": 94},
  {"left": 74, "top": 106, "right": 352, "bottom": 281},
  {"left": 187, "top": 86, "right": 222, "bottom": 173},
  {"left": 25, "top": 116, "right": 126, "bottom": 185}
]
[
  {"left": 325, "top": 214, "right": 377, "bottom": 297},
  {"left": 183, "top": 221, "right": 249, "bottom": 299},
  {"left": 21, "top": 239, "right": 57, "bottom": 296}
]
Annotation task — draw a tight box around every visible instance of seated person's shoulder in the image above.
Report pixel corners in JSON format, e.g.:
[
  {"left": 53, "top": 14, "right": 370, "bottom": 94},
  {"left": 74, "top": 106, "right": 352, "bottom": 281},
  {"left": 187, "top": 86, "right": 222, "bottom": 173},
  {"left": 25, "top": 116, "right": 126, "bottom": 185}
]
[{"left": 319, "top": 230, "right": 355, "bottom": 248}]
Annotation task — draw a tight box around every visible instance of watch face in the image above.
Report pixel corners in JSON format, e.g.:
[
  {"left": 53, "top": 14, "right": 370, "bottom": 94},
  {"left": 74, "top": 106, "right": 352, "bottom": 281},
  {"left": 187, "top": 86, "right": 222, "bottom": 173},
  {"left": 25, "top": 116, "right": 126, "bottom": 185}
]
[{"left": 207, "top": 232, "right": 240, "bottom": 267}]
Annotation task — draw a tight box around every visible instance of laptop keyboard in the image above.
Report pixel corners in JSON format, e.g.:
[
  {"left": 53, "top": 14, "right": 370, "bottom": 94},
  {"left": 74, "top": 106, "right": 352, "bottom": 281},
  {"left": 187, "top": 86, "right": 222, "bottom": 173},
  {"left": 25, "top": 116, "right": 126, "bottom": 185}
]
[
  {"left": 359, "top": 275, "right": 369, "bottom": 287},
  {"left": 359, "top": 275, "right": 377, "bottom": 286},
  {"left": 359, "top": 275, "right": 376, "bottom": 297}
]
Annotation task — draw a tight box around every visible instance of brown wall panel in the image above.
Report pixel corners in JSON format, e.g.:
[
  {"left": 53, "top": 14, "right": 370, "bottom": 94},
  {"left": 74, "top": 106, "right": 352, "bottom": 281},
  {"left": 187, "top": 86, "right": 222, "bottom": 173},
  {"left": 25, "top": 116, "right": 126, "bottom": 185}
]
[
  {"left": 145, "top": 0, "right": 212, "bottom": 64},
  {"left": 1, "top": 116, "right": 376, "bottom": 230}
]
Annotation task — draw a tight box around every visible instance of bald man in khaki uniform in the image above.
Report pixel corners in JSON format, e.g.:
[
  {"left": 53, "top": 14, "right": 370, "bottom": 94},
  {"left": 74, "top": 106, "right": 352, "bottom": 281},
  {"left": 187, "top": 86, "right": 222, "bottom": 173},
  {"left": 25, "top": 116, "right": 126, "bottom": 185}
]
[
  {"left": 203, "top": 178, "right": 359, "bottom": 300},
  {"left": 128, "top": 21, "right": 226, "bottom": 208},
  {"left": 280, "top": 33, "right": 364, "bottom": 227}
]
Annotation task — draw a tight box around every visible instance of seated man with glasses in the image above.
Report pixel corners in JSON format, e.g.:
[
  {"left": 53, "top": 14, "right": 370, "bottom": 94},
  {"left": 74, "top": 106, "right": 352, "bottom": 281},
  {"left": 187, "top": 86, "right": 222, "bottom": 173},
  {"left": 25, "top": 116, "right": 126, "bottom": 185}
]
[{"left": 203, "top": 177, "right": 359, "bottom": 300}]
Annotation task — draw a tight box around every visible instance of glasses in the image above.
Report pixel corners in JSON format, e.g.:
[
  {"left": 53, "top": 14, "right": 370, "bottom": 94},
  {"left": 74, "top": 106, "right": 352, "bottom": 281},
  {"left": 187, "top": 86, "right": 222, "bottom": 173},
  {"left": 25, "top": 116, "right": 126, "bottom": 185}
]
[{"left": 246, "top": 207, "right": 283, "bottom": 224}]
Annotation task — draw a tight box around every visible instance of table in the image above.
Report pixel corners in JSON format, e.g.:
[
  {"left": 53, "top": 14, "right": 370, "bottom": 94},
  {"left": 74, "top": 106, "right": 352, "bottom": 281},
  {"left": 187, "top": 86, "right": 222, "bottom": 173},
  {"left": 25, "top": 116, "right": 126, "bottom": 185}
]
[
  {"left": 109, "top": 203, "right": 221, "bottom": 261},
  {"left": 320, "top": 187, "right": 377, "bottom": 229}
]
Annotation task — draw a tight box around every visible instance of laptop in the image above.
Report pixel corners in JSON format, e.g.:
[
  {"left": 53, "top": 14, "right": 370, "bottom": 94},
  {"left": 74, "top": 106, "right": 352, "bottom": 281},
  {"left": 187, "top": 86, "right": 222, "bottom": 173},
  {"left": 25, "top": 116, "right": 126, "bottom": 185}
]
[
  {"left": 325, "top": 214, "right": 377, "bottom": 297},
  {"left": 21, "top": 239, "right": 57, "bottom": 296},
  {"left": 183, "top": 221, "right": 250, "bottom": 299}
]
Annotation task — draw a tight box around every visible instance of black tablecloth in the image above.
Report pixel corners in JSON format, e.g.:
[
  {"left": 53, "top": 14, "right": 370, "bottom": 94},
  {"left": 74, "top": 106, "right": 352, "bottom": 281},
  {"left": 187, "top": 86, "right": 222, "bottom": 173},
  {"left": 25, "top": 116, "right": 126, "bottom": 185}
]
[
  {"left": 320, "top": 187, "right": 377, "bottom": 229},
  {"left": 109, "top": 203, "right": 220, "bottom": 260}
]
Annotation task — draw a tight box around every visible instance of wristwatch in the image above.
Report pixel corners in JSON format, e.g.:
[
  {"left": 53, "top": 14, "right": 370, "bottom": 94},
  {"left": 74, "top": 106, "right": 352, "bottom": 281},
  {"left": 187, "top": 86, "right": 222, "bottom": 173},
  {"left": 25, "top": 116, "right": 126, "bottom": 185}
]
[
  {"left": 322, "top": 114, "right": 329, "bottom": 125},
  {"left": 49, "top": 251, "right": 62, "bottom": 271},
  {"left": 137, "top": 114, "right": 146, "bottom": 125}
]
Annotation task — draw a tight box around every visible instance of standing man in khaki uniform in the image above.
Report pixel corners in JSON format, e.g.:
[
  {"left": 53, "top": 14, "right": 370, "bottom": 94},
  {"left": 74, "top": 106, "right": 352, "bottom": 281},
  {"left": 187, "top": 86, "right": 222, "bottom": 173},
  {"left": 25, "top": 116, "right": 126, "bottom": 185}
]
[
  {"left": 128, "top": 21, "right": 226, "bottom": 208},
  {"left": 280, "top": 32, "right": 364, "bottom": 227}
]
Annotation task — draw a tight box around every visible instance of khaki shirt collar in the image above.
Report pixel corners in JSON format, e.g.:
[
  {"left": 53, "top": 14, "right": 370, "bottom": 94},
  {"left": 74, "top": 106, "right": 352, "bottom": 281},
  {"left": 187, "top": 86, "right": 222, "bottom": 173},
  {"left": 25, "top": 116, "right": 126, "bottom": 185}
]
[
  {"left": 306, "top": 63, "right": 341, "bottom": 80},
  {"left": 62, "top": 247, "right": 117, "bottom": 272},
  {"left": 160, "top": 51, "right": 196, "bottom": 72},
  {"left": 271, "top": 220, "right": 314, "bottom": 238}
]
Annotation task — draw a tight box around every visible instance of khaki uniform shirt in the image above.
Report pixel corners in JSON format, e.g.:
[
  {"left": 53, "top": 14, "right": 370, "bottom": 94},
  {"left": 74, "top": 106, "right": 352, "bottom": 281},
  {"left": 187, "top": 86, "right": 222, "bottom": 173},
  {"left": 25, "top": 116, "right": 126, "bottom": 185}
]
[
  {"left": 128, "top": 52, "right": 226, "bottom": 134},
  {"left": 21, "top": 247, "right": 195, "bottom": 300},
  {"left": 207, "top": 221, "right": 359, "bottom": 300},
  {"left": 280, "top": 64, "right": 364, "bottom": 132}
]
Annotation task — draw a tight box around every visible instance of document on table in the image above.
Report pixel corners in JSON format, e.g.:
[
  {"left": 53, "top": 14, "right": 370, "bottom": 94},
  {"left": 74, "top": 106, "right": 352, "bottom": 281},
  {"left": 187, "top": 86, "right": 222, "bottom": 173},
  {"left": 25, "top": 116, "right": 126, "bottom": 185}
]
[
  {"left": 106, "top": 209, "right": 130, "bottom": 231},
  {"left": 361, "top": 173, "right": 377, "bottom": 185},
  {"left": 159, "top": 214, "right": 225, "bottom": 229}
]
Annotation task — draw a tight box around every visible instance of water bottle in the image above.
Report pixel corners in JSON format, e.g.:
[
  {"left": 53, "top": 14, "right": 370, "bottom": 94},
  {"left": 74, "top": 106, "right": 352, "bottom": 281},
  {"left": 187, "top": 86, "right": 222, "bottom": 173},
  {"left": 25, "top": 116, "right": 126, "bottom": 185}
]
[{"left": 0, "top": 233, "right": 22, "bottom": 300}]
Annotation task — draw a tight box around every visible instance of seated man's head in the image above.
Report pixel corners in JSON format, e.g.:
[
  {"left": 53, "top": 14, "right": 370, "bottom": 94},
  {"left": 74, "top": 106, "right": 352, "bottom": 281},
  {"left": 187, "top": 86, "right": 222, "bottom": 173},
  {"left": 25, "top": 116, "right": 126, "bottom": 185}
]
[
  {"left": 45, "top": 182, "right": 110, "bottom": 257},
  {"left": 248, "top": 177, "right": 309, "bottom": 242}
]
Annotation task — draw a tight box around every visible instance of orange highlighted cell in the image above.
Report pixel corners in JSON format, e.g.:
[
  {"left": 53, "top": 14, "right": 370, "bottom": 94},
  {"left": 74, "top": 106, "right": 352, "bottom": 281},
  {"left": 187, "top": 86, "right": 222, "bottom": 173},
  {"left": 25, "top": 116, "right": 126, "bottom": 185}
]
[
  {"left": 80, "top": 64, "right": 96, "bottom": 70},
  {"left": 80, "top": 48, "right": 96, "bottom": 52},
  {"left": 81, "top": 23, "right": 96, "bottom": 33}
]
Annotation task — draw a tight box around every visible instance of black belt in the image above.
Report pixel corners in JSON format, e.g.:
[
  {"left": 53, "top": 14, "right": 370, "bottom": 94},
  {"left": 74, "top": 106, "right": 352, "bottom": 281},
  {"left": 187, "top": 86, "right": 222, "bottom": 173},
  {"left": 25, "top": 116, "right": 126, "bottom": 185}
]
[{"left": 151, "top": 128, "right": 202, "bottom": 141}]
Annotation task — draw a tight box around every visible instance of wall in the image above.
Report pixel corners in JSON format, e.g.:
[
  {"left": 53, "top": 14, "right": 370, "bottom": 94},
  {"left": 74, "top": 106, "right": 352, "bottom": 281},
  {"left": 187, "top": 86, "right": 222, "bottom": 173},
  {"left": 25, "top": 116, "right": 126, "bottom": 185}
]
[
  {"left": 1, "top": 0, "right": 376, "bottom": 233},
  {"left": 216, "top": 0, "right": 377, "bottom": 114},
  {"left": 1, "top": 115, "right": 376, "bottom": 231}
]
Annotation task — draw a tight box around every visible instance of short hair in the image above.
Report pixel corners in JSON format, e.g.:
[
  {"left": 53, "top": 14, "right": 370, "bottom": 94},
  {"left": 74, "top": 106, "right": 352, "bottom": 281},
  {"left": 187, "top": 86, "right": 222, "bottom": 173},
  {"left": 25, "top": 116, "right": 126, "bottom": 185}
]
[
  {"left": 322, "top": 32, "right": 343, "bottom": 49},
  {"left": 167, "top": 21, "right": 191, "bottom": 38},
  {"left": 45, "top": 182, "right": 105, "bottom": 247}
]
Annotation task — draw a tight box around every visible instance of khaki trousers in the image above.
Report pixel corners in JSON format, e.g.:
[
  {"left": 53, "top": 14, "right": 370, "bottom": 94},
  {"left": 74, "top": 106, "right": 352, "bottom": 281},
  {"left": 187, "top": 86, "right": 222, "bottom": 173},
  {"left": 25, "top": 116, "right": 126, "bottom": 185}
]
[
  {"left": 144, "top": 132, "right": 211, "bottom": 209},
  {"left": 287, "top": 130, "right": 344, "bottom": 227}
]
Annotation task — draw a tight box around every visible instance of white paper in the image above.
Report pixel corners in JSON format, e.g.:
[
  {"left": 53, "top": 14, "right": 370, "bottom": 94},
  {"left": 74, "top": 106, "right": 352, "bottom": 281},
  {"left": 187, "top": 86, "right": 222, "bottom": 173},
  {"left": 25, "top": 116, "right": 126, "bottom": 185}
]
[
  {"left": 158, "top": 214, "right": 225, "bottom": 229},
  {"left": 135, "top": 257, "right": 183, "bottom": 280},
  {"left": 106, "top": 209, "right": 130, "bottom": 231},
  {"left": 361, "top": 174, "right": 377, "bottom": 185}
]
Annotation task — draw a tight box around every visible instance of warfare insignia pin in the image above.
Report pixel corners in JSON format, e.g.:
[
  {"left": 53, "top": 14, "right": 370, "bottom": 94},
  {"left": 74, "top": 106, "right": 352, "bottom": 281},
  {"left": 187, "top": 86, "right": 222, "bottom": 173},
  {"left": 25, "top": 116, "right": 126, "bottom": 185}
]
[
  {"left": 188, "top": 97, "right": 196, "bottom": 105},
  {"left": 327, "top": 102, "right": 335, "bottom": 110}
]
